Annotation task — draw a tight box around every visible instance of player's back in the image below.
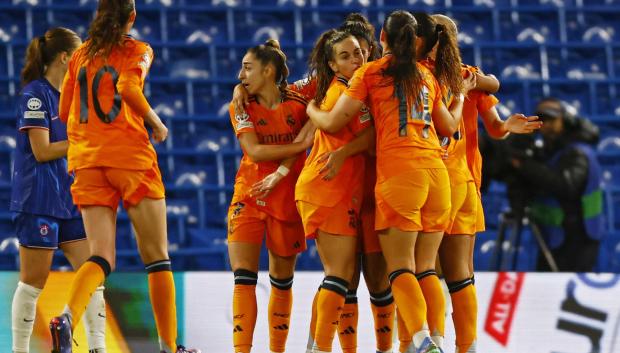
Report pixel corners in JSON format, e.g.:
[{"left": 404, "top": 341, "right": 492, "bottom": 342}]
[{"left": 62, "top": 36, "right": 156, "bottom": 171}]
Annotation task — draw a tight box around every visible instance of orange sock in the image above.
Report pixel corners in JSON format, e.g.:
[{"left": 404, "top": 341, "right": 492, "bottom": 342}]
[
  {"left": 369, "top": 288, "right": 395, "bottom": 353},
  {"left": 396, "top": 307, "right": 411, "bottom": 353},
  {"left": 389, "top": 270, "right": 428, "bottom": 349},
  {"left": 338, "top": 290, "right": 358, "bottom": 353},
  {"left": 448, "top": 278, "right": 477, "bottom": 353},
  {"left": 315, "top": 276, "right": 348, "bottom": 352},
  {"left": 233, "top": 269, "right": 258, "bottom": 353},
  {"left": 307, "top": 288, "right": 320, "bottom": 352},
  {"left": 269, "top": 275, "right": 294, "bottom": 353},
  {"left": 146, "top": 260, "right": 177, "bottom": 353},
  {"left": 65, "top": 256, "right": 109, "bottom": 328},
  {"left": 417, "top": 270, "right": 445, "bottom": 347}
]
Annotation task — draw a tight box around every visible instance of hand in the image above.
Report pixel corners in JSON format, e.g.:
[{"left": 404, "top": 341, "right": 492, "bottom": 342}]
[
  {"left": 232, "top": 84, "right": 250, "bottom": 116},
  {"left": 317, "top": 148, "right": 346, "bottom": 180},
  {"left": 152, "top": 121, "right": 168, "bottom": 143},
  {"left": 250, "top": 170, "right": 285, "bottom": 198},
  {"left": 505, "top": 114, "right": 543, "bottom": 134},
  {"left": 462, "top": 72, "right": 477, "bottom": 94}
]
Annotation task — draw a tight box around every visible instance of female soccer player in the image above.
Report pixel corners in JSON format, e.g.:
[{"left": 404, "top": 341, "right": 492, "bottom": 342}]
[
  {"left": 10, "top": 27, "right": 106, "bottom": 353},
  {"left": 295, "top": 29, "right": 370, "bottom": 353},
  {"left": 47, "top": 1, "right": 198, "bottom": 352},
  {"left": 429, "top": 14, "right": 541, "bottom": 353},
  {"left": 227, "top": 39, "right": 314, "bottom": 353},
  {"left": 306, "top": 10, "right": 475, "bottom": 353}
]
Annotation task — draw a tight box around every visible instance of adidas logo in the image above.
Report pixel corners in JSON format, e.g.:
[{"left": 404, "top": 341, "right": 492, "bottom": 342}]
[
  {"left": 340, "top": 326, "right": 356, "bottom": 335},
  {"left": 376, "top": 325, "right": 391, "bottom": 333},
  {"left": 273, "top": 324, "right": 289, "bottom": 330},
  {"left": 258, "top": 119, "right": 267, "bottom": 126},
  {"left": 293, "top": 241, "right": 301, "bottom": 249},
  {"left": 233, "top": 325, "right": 243, "bottom": 333}
]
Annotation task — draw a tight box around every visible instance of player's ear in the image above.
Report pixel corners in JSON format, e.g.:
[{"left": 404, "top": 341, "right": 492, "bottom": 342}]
[{"left": 59, "top": 51, "right": 69, "bottom": 65}]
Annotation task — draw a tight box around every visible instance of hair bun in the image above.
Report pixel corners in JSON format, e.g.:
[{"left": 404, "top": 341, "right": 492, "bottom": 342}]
[{"left": 264, "top": 39, "right": 281, "bottom": 50}]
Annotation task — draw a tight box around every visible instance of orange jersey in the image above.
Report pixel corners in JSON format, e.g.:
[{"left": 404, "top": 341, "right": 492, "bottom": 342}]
[
  {"left": 290, "top": 77, "right": 317, "bottom": 102},
  {"left": 461, "top": 65, "right": 499, "bottom": 189},
  {"left": 345, "top": 55, "right": 445, "bottom": 183},
  {"left": 296, "top": 76, "right": 372, "bottom": 207},
  {"left": 230, "top": 89, "right": 308, "bottom": 221},
  {"left": 60, "top": 36, "right": 157, "bottom": 171}
]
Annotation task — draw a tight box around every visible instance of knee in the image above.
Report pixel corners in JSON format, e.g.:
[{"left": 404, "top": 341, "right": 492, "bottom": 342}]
[
  {"left": 137, "top": 241, "right": 168, "bottom": 265},
  {"left": 20, "top": 271, "right": 49, "bottom": 290}
]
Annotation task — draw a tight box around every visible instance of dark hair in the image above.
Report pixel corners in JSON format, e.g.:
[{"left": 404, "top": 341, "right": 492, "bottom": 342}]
[
  {"left": 415, "top": 12, "right": 463, "bottom": 96},
  {"left": 85, "top": 0, "right": 135, "bottom": 59},
  {"left": 339, "top": 13, "right": 381, "bottom": 61},
  {"left": 21, "top": 27, "right": 81, "bottom": 86},
  {"left": 247, "top": 39, "right": 290, "bottom": 93},
  {"left": 308, "top": 30, "right": 354, "bottom": 104},
  {"left": 382, "top": 10, "right": 421, "bottom": 101}
]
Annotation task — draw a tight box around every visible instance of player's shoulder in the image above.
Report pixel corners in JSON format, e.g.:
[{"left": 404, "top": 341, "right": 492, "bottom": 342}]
[
  {"left": 20, "top": 79, "right": 50, "bottom": 102},
  {"left": 283, "top": 88, "right": 308, "bottom": 107}
]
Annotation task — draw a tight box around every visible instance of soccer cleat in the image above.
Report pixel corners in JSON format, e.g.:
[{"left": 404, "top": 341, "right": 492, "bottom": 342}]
[
  {"left": 50, "top": 314, "right": 73, "bottom": 353},
  {"left": 416, "top": 337, "right": 443, "bottom": 353}
]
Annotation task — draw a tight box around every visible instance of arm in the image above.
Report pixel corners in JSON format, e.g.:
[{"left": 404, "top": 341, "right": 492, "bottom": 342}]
[
  {"left": 306, "top": 94, "right": 363, "bottom": 134},
  {"left": 318, "top": 127, "right": 375, "bottom": 180},
  {"left": 432, "top": 74, "right": 476, "bottom": 137},
  {"left": 239, "top": 131, "right": 309, "bottom": 163},
  {"left": 480, "top": 106, "right": 542, "bottom": 139},
  {"left": 28, "top": 129, "right": 68, "bottom": 162},
  {"left": 59, "top": 60, "right": 75, "bottom": 123},
  {"left": 475, "top": 73, "right": 500, "bottom": 94}
]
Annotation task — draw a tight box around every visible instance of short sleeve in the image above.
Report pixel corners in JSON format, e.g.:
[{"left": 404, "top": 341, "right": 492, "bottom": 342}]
[
  {"left": 344, "top": 64, "right": 369, "bottom": 103},
  {"left": 124, "top": 42, "right": 154, "bottom": 80},
  {"left": 18, "top": 91, "right": 50, "bottom": 131},
  {"left": 290, "top": 77, "right": 317, "bottom": 101},
  {"left": 352, "top": 104, "right": 373, "bottom": 134},
  {"left": 477, "top": 93, "right": 499, "bottom": 113},
  {"left": 229, "top": 104, "right": 255, "bottom": 137}
]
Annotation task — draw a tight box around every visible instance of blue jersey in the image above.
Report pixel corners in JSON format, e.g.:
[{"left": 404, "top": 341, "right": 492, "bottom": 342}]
[{"left": 9, "top": 78, "right": 80, "bottom": 219}]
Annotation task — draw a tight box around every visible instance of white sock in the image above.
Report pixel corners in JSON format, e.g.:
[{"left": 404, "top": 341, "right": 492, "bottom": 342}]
[
  {"left": 12, "top": 281, "right": 42, "bottom": 353},
  {"left": 83, "top": 286, "right": 106, "bottom": 352},
  {"left": 412, "top": 329, "right": 431, "bottom": 350},
  {"left": 431, "top": 335, "right": 444, "bottom": 349}
]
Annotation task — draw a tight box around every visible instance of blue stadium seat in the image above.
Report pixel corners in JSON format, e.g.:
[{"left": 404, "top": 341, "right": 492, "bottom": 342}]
[
  {"left": 566, "top": 10, "right": 618, "bottom": 43},
  {"left": 449, "top": 10, "right": 494, "bottom": 42},
  {"left": 130, "top": 9, "right": 163, "bottom": 42},
  {"left": 167, "top": 9, "right": 229, "bottom": 44},
  {"left": 548, "top": 46, "right": 608, "bottom": 80},
  {"left": 31, "top": 7, "right": 93, "bottom": 39},
  {"left": 500, "top": 10, "right": 560, "bottom": 43},
  {"left": 474, "top": 230, "right": 497, "bottom": 271},
  {"left": 0, "top": 8, "right": 27, "bottom": 43},
  {"left": 547, "top": 81, "right": 593, "bottom": 115},
  {"left": 235, "top": 9, "right": 297, "bottom": 44},
  {"left": 146, "top": 80, "right": 188, "bottom": 115}
]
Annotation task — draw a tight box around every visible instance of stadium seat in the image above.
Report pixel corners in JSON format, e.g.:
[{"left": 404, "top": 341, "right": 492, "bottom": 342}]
[
  {"left": 31, "top": 7, "right": 93, "bottom": 39},
  {"left": 167, "top": 9, "right": 230, "bottom": 44}
]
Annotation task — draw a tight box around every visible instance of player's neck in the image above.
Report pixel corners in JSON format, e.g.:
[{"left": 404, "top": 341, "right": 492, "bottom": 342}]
[
  {"left": 44, "top": 65, "right": 64, "bottom": 92},
  {"left": 256, "top": 84, "right": 282, "bottom": 110}
]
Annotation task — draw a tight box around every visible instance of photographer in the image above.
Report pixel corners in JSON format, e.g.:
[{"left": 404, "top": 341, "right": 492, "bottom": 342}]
[{"left": 509, "top": 98, "right": 605, "bottom": 272}]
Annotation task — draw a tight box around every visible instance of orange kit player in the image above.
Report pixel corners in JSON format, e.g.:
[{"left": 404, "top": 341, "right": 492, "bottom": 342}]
[
  {"left": 295, "top": 30, "right": 371, "bottom": 353},
  {"left": 307, "top": 11, "right": 475, "bottom": 353},
  {"left": 227, "top": 39, "right": 314, "bottom": 353},
  {"left": 48, "top": 1, "right": 198, "bottom": 353},
  {"left": 428, "top": 14, "right": 542, "bottom": 353}
]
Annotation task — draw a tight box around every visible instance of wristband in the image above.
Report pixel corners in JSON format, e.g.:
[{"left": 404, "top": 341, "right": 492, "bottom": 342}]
[{"left": 277, "top": 165, "right": 290, "bottom": 176}]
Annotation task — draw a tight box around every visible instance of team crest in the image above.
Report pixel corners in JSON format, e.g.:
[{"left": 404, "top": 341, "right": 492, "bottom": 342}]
[
  {"left": 40, "top": 224, "right": 49, "bottom": 236},
  {"left": 27, "top": 98, "right": 42, "bottom": 110},
  {"left": 286, "top": 115, "right": 296, "bottom": 126}
]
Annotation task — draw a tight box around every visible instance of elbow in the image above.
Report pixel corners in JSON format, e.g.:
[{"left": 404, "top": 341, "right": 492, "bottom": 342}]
[
  {"left": 323, "top": 124, "right": 340, "bottom": 134},
  {"left": 245, "top": 149, "right": 266, "bottom": 163},
  {"left": 32, "top": 151, "right": 49, "bottom": 163}
]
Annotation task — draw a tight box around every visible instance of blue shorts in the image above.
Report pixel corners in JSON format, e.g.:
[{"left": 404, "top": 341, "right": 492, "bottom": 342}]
[{"left": 12, "top": 213, "right": 86, "bottom": 249}]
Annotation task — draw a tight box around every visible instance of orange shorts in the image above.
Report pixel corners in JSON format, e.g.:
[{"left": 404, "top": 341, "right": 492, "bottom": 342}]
[
  {"left": 375, "top": 168, "right": 451, "bottom": 233},
  {"left": 475, "top": 188, "right": 485, "bottom": 233},
  {"left": 227, "top": 202, "right": 306, "bottom": 257},
  {"left": 445, "top": 181, "right": 478, "bottom": 235},
  {"left": 71, "top": 164, "right": 165, "bottom": 210},
  {"left": 296, "top": 199, "right": 359, "bottom": 239},
  {"left": 359, "top": 200, "right": 381, "bottom": 254}
]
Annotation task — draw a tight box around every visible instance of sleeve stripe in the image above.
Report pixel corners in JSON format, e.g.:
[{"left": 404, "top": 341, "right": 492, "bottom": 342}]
[{"left": 18, "top": 126, "right": 50, "bottom": 132}]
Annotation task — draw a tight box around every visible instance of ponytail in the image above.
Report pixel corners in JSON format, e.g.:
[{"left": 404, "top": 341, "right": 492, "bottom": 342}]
[
  {"left": 431, "top": 14, "right": 464, "bottom": 96},
  {"left": 85, "top": 0, "right": 135, "bottom": 59},
  {"left": 247, "top": 39, "right": 290, "bottom": 95},
  {"left": 21, "top": 28, "right": 81, "bottom": 86},
  {"left": 435, "top": 24, "right": 463, "bottom": 96},
  {"left": 308, "top": 29, "right": 353, "bottom": 104},
  {"left": 382, "top": 11, "right": 421, "bottom": 100}
]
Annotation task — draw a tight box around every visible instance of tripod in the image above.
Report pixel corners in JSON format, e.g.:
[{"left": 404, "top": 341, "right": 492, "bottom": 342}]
[{"left": 490, "top": 207, "right": 559, "bottom": 272}]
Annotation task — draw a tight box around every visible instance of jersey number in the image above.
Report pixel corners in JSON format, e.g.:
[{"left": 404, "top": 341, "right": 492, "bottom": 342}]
[{"left": 78, "top": 66, "right": 122, "bottom": 124}]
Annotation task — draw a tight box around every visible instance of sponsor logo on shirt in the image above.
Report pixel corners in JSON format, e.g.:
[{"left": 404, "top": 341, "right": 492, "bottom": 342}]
[
  {"left": 24, "top": 111, "right": 45, "bottom": 119},
  {"left": 40, "top": 223, "right": 49, "bottom": 236},
  {"left": 359, "top": 105, "right": 372, "bottom": 123},
  {"left": 27, "top": 97, "right": 42, "bottom": 110}
]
